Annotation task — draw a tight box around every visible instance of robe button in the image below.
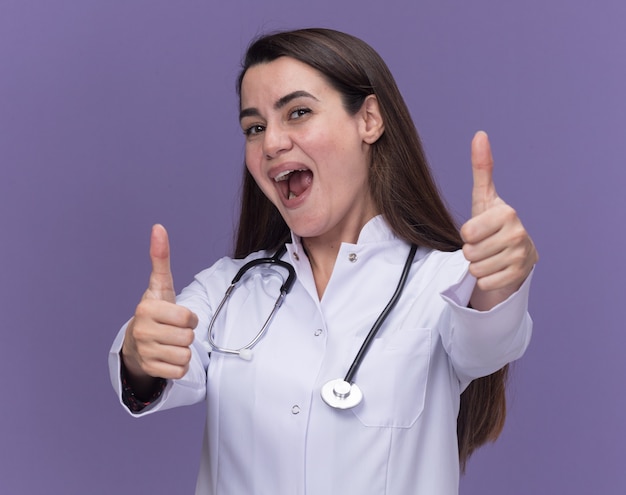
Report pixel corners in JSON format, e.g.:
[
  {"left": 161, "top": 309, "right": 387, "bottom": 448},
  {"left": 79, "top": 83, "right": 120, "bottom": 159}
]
[
  {"left": 291, "top": 405, "right": 301, "bottom": 415},
  {"left": 348, "top": 252, "right": 358, "bottom": 263}
]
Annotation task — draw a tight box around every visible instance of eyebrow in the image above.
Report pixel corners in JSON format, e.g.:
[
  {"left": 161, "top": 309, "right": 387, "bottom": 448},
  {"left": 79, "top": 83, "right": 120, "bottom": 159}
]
[{"left": 239, "top": 90, "right": 319, "bottom": 122}]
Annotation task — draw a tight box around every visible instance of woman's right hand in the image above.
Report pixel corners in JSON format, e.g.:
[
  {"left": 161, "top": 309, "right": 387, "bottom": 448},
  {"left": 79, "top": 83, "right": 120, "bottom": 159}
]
[{"left": 121, "top": 224, "right": 199, "bottom": 388}]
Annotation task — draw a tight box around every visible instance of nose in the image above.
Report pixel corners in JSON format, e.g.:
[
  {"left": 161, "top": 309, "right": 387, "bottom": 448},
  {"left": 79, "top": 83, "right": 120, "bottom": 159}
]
[{"left": 263, "top": 124, "right": 292, "bottom": 160}]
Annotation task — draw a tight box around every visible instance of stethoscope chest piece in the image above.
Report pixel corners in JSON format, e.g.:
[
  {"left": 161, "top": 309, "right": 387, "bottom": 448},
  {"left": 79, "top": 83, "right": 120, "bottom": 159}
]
[{"left": 321, "top": 379, "right": 363, "bottom": 409}]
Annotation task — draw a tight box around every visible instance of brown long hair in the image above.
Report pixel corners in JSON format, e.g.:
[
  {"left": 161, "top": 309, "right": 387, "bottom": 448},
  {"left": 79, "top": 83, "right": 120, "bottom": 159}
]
[{"left": 234, "top": 28, "right": 508, "bottom": 470}]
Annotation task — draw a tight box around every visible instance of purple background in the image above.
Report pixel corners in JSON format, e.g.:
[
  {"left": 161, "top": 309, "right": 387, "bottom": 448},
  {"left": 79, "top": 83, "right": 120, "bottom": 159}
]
[{"left": 1, "top": 1, "right": 624, "bottom": 493}]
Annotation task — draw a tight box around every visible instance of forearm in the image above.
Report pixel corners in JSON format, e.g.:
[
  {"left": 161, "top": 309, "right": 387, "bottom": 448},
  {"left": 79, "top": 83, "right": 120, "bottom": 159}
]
[{"left": 440, "top": 267, "right": 534, "bottom": 381}]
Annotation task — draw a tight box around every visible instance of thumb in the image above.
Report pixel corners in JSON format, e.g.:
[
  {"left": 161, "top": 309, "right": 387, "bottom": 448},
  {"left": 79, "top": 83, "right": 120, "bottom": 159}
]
[
  {"left": 471, "top": 130, "right": 499, "bottom": 217},
  {"left": 145, "top": 224, "right": 176, "bottom": 303}
]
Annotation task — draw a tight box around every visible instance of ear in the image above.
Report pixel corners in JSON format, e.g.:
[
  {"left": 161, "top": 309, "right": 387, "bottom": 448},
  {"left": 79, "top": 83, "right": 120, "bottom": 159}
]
[{"left": 359, "top": 95, "right": 385, "bottom": 144}]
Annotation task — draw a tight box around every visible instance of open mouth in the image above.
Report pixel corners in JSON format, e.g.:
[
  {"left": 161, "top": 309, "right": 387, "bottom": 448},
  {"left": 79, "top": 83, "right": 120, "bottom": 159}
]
[{"left": 274, "top": 168, "right": 313, "bottom": 200}]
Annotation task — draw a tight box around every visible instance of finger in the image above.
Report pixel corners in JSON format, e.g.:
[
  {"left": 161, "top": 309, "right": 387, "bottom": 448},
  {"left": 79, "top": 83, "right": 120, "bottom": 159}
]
[
  {"left": 138, "top": 342, "right": 193, "bottom": 368},
  {"left": 135, "top": 299, "right": 198, "bottom": 330},
  {"left": 146, "top": 224, "right": 176, "bottom": 303},
  {"left": 461, "top": 202, "right": 511, "bottom": 244},
  {"left": 462, "top": 234, "right": 505, "bottom": 264},
  {"left": 148, "top": 323, "right": 195, "bottom": 349},
  {"left": 471, "top": 130, "right": 499, "bottom": 218},
  {"left": 148, "top": 362, "right": 190, "bottom": 381},
  {"left": 466, "top": 250, "right": 511, "bottom": 281},
  {"left": 467, "top": 233, "right": 537, "bottom": 292},
  {"left": 133, "top": 353, "right": 191, "bottom": 380},
  {"left": 474, "top": 269, "right": 516, "bottom": 293},
  {"left": 472, "top": 263, "right": 526, "bottom": 293},
  {"left": 133, "top": 320, "right": 196, "bottom": 350},
  {"left": 126, "top": 319, "right": 195, "bottom": 377}
]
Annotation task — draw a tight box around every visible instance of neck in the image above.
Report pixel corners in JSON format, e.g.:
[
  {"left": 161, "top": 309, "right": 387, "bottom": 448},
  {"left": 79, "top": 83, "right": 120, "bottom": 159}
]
[
  {"left": 297, "top": 203, "right": 379, "bottom": 298},
  {"left": 302, "top": 239, "right": 339, "bottom": 299}
]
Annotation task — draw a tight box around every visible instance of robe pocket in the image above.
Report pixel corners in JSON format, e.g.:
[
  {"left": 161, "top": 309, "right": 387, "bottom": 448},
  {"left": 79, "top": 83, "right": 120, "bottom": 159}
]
[{"left": 350, "top": 327, "right": 432, "bottom": 428}]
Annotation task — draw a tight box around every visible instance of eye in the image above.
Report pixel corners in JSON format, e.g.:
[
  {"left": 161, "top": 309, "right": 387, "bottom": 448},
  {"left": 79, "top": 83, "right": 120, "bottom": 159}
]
[
  {"left": 243, "top": 124, "right": 265, "bottom": 137},
  {"left": 288, "top": 107, "right": 312, "bottom": 120}
]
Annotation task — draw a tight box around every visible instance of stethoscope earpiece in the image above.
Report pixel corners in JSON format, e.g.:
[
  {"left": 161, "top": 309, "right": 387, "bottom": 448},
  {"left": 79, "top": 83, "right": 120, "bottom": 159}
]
[
  {"left": 238, "top": 349, "right": 253, "bottom": 361},
  {"left": 321, "top": 379, "right": 363, "bottom": 409}
]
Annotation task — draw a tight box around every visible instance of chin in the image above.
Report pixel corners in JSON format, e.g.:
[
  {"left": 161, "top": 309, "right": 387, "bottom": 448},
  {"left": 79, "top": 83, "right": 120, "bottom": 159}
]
[{"left": 284, "top": 217, "right": 327, "bottom": 240}]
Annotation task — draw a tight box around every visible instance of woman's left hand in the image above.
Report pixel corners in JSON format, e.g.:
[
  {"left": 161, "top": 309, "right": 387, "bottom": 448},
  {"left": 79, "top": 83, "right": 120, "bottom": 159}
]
[{"left": 461, "top": 131, "right": 539, "bottom": 311}]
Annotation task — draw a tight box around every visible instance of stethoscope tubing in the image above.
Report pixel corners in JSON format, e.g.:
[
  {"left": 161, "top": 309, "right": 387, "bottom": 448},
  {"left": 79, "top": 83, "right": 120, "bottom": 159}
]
[
  {"left": 343, "top": 244, "right": 417, "bottom": 383},
  {"left": 206, "top": 246, "right": 295, "bottom": 357},
  {"left": 207, "top": 242, "right": 418, "bottom": 410}
]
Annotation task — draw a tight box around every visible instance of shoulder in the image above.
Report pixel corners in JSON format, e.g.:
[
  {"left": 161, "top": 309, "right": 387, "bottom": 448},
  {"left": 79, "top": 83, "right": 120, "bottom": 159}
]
[
  {"left": 416, "top": 247, "right": 467, "bottom": 272},
  {"left": 410, "top": 247, "right": 469, "bottom": 292}
]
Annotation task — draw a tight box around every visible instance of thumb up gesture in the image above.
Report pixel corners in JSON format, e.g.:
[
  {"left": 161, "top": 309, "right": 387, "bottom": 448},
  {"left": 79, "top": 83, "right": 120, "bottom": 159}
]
[
  {"left": 121, "top": 225, "right": 198, "bottom": 387},
  {"left": 461, "top": 132, "right": 538, "bottom": 311}
]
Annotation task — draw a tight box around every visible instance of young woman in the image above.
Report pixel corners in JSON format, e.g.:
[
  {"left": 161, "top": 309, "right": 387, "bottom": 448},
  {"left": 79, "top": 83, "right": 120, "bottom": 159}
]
[{"left": 110, "top": 28, "right": 538, "bottom": 494}]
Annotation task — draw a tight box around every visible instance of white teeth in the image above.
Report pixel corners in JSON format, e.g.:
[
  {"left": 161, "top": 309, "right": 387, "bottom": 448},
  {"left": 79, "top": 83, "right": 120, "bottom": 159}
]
[
  {"left": 289, "top": 192, "right": 297, "bottom": 199},
  {"left": 273, "top": 168, "right": 308, "bottom": 182},
  {"left": 274, "top": 170, "right": 291, "bottom": 182}
]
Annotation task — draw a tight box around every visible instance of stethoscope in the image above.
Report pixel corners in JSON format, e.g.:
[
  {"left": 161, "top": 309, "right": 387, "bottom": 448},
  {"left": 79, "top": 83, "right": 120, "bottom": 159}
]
[
  {"left": 206, "top": 245, "right": 296, "bottom": 361},
  {"left": 206, "top": 243, "right": 417, "bottom": 410}
]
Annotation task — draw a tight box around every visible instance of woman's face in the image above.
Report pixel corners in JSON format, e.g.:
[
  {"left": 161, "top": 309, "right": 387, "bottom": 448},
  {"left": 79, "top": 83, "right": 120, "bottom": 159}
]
[{"left": 239, "top": 57, "right": 381, "bottom": 245}]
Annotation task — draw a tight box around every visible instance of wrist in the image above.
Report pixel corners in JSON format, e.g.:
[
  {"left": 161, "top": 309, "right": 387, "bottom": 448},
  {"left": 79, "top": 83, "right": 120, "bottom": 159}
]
[{"left": 120, "top": 356, "right": 166, "bottom": 412}]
